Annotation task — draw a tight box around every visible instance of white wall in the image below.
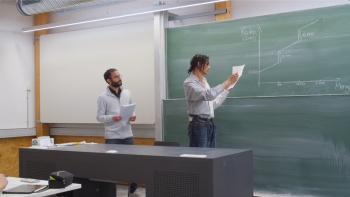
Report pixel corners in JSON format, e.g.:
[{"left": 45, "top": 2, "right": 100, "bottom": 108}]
[{"left": 0, "top": 1, "right": 35, "bottom": 131}]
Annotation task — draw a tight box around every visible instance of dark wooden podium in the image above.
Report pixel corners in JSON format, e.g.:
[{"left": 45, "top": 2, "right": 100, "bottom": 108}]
[{"left": 19, "top": 144, "right": 253, "bottom": 197}]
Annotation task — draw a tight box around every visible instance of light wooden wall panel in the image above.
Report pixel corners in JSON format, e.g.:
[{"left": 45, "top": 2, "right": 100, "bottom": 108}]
[{"left": 0, "top": 137, "right": 32, "bottom": 177}]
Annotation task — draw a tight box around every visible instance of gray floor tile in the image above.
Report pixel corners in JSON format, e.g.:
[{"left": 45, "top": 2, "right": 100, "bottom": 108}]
[{"left": 117, "top": 184, "right": 146, "bottom": 197}]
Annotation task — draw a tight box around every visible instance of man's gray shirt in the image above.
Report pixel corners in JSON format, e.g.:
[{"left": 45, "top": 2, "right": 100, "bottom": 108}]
[
  {"left": 96, "top": 86, "right": 133, "bottom": 139},
  {"left": 183, "top": 74, "right": 229, "bottom": 118}
]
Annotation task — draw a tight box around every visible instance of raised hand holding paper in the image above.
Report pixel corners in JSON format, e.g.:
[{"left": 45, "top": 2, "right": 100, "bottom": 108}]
[{"left": 228, "top": 64, "right": 245, "bottom": 90}]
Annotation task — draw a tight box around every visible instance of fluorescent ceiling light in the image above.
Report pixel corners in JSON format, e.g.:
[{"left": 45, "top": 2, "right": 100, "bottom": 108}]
[{"left": 22, "top": 0, "right": 226, "bottom": 32}]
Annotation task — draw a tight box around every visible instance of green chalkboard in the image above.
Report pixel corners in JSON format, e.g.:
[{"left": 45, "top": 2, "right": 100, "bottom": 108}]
[
  {"left": 163, "top": 96, "right": 350, "bottom": 197},
  {"left": 165, "top": 4, "right": 350, "bottom": 197},
  {"left": 167, "top": 4, "right": 350, "bottom": 98}
]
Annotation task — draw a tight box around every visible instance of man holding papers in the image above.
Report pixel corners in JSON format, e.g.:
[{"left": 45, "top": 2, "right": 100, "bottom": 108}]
[
  {"left": 96, "top": 68, "right": 138, "bottom": 195},
  {"left": 183, "top": 54, "right": 239, "bottom": 148}
]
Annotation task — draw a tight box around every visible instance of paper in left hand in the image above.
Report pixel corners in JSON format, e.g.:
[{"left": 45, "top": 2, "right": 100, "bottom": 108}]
[
  {"left": 228, "top": 64, "right": 245, "bottom": 90},
  {"left": 120, "top": 103, "right": 136, "bottom": 121}
]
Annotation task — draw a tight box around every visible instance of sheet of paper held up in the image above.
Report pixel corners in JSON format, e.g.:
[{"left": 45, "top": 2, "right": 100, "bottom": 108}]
[
  {"left": 228, "top": 64, "right": 245, "bottom": 90},
  {"left": 120, "top": 103, "right": 136, "bottom": 121}
]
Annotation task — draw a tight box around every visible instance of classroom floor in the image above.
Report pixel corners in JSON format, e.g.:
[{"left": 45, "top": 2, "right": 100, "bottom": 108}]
[
  {"left": 116, "top": 185, "right": 263, "bottom": 197},
  {"left": 113, "top": 184, "right": 317, "bottom": 197},
  {"left": 48, "top": 183, "right": 293, "bottom": 197},
  {"left": 117, "top": 184, "right": 146, "bottom": 197}
]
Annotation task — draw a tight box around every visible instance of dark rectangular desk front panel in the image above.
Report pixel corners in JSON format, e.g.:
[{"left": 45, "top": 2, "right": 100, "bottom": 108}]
[{"left": 19, "top": 144, "right": 253, "bottom": 197}]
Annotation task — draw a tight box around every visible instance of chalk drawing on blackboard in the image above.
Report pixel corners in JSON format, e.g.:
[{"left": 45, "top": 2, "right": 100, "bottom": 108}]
[
  {"left": 258, "top": 20, "right": 319, "bottom": 74},
  {"left": 244, "top": 19, "right": 349, "bottom": 94},
  {"left": 241, "top": 26, "right": 262, "bottom": 42},
  {"left": 335, "top": 79, "right": 350, "bottom": 93},
  {"left": 258, "top": 20, "right": 320, "bottom": 85}
]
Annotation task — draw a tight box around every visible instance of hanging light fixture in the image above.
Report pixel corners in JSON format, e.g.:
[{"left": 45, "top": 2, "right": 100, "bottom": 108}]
[{"left": 22, "top": 0, "right": 226, "bottom": 33}]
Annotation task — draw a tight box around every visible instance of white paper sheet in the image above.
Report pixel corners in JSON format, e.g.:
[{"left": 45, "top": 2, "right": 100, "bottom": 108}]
[
  {"left": 120, "top": 103, "right": 136, "bottom": 121},
  {"left": 180, "top": 154, "right": 207, "bottom": 158},
  {"left": 228, "top": 64, "right": 245, "bottom": 90}
]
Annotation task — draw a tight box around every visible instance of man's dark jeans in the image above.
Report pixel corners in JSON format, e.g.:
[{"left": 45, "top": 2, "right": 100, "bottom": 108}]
[{"left": 188, "top": 117, "right": 217, "bottom": 148}]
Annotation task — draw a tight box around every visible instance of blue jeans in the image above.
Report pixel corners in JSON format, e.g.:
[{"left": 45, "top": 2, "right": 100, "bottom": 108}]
[
  {"left": 188, "top": 118, "right": 217, "bottom": 148},
  {"left": 105, "top": 137, "right": 135, "bottom": 145},
  {"left": 105, "top": 137, "right": 138, "bottom": 193}
]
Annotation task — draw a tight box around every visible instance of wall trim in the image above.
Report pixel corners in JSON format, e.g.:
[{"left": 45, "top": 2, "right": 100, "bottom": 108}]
[
  {"left": 0, "top": 128, "right": 36, "bottom": 138},
  {"left": 50, "top": 123, "right": 155, "bottom": 138}
]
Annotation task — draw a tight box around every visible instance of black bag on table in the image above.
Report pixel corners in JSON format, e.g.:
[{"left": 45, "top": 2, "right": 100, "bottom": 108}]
[{"left": 49, "top": 171, "right": 74, "bottom": 188}]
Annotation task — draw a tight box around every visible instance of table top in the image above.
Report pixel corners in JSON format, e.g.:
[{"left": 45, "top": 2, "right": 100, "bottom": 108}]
[
  {"left": 0, "top": 177, "right": 81, "bottom": 197},
  {"left": 21, "top": 144, "right": 251, "bottom": 159}
]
